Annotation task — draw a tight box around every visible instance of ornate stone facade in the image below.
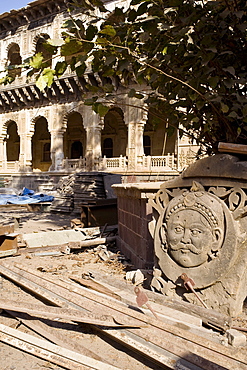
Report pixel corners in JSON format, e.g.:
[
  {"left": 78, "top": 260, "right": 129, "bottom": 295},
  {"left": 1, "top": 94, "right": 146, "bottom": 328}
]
[
  {"left": 149, "top": 154, "right": 247, "bottom": 316},
  {"left": 0, "top": 0, "right": 198, "bottom": 180}
]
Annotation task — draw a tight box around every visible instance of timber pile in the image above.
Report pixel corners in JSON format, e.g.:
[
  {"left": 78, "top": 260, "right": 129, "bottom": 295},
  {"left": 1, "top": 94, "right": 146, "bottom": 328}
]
[
  {"left": 0, "top": 260, "right": 246, "bottom": 370},
  {"left": 50, "top": 172, "right": 112, "bottom": 214}
]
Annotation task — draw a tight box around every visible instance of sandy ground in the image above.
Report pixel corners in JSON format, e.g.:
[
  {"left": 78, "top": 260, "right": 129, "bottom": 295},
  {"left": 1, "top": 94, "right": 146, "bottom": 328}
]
[
  {"left": 0, "top": 206, "right": 246, "bottom": 370},
  {"left": 0, "top": 206, "right": 166, "bottom": 370}
]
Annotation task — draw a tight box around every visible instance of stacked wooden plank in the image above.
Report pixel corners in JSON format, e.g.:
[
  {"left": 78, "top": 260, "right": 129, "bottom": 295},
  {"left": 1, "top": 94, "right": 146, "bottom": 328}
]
[
  {"left": 0, "top": 261, "right": 246, "bottom": 370},
  {"left": 73, "top": 172, "right": 106, "bottom": 214}
]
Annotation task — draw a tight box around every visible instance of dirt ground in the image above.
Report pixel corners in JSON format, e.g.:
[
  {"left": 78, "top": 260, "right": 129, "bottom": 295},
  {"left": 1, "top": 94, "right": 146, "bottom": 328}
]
[{"left": 0, "top": 206, "right": 246, "bottom": 370}]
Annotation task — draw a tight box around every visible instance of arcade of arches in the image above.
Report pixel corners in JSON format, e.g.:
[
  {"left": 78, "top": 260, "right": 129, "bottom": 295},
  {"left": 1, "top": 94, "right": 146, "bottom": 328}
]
[
  {"left": 0, "top": 0, "right": 198, "bottom": 178},
  {"left": 0, "top": 103, "right": 180, "bottom": 174}
]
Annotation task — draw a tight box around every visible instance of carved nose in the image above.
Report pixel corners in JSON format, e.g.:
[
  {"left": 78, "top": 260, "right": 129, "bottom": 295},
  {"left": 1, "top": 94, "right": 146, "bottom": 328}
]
[{"left": 181, "top": 229, "right": 191, "bottom": 244}]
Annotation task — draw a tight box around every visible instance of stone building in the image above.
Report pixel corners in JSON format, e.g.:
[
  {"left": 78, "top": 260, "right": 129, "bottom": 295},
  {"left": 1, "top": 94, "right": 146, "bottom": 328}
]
[{"left": 0, "top": 0, "right": 198, "bottom": 188}]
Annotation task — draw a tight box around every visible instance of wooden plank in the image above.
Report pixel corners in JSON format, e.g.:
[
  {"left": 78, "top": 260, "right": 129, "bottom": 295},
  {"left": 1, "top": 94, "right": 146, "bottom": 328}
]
[
  {"left": 90, "top": 280, "right": 202, "bottom": 327},
  {"left": 6, "top": 263, "right": 247, "bottom": 369},
  {"left": 0, "top": 323, "right": 123, "bottom": 370},
  {"left": 0, "top": 298, "right": 141, "bottom": 327},
  {"left": 13, "top": 265, "right": 236, "bottom": 358},
  {"left": 218, "top": 142, "right": 247, "bottom": 154},
  {"left": 0, "top": 263, "right": 201, "bottom": 369},
  {"left": 70, "top": 276, "right": 121, "bottom": 300},
  {"left": 6, "top": 310, "right": 106, "bottom": 363},
  {"left": 144, "top": 288, "right": 232, "bottom": 332}
]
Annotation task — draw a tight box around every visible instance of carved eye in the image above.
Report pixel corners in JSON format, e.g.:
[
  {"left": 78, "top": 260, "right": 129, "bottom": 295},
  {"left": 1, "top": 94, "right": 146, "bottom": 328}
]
[
  {"left": 191, "top": 229, "right": 201, "bottom": 236},
  {"left": 174, "top": 226, "right": 184, "bottom": 233}
]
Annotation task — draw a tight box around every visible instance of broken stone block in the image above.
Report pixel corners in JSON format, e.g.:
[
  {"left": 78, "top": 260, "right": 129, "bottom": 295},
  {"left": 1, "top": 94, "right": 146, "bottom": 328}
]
[{"left": 226, "top": 329, "right": 246, "bottom": 347}]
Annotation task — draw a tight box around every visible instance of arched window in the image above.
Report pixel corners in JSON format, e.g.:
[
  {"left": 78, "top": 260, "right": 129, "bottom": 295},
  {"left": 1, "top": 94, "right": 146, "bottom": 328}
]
[
  {"left": 35, "top": 34, "right": 53, "bottom": 68},
  {"left": 7, "top": 44, "right": 22, "bottom": 78},
  {"left": 143, "top": 135, "right": 151, "bottom": 156},
  {"left": 43, "top": 143, "right": 51, "bottom": 162},
  {"left": 71, "top": 141, "right": 83, "bottom": 159},
  {"left": 102, "top": 138, "right": 113, "bottom": 158}
]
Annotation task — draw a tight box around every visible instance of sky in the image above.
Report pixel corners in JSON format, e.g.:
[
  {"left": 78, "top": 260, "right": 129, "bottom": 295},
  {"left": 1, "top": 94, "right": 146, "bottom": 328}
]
[{"left": 0, "top": 1, "right": 30, "bottom": 14}]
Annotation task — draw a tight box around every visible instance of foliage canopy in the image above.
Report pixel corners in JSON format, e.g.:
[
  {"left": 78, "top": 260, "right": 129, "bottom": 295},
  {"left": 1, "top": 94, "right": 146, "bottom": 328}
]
[{"left": 2, "top": 0, "right": 247, "bottom": 155}]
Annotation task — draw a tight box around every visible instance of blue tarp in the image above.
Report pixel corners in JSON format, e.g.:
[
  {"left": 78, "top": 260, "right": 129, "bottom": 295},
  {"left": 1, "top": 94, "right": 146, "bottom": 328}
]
[{"left": 0, "top": 188, "right": 54, "bottom": 205}]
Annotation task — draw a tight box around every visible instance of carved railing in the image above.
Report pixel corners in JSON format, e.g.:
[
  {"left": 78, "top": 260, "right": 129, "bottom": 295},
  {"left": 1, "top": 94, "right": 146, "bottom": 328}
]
[
  {"left": 102, "top": 155, "right": 128, "bottom": 170},
  {"left": 62, "top": 157, "right": 86, "bottom": 171},
  {"left": 1, "top": 161, "right": 20, "bottom": 171},
  {"left": 142, "top": 154, "right": 176, "bottom": 170}
]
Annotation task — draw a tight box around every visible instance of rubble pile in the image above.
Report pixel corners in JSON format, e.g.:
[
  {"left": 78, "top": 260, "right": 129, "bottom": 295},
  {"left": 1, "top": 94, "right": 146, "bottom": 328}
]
[
  {"left": 0, "top": 211, "right": 245, "bottom": 369},
  {"left": 50, "top": 172, "right": 117, "bottom": 214}
]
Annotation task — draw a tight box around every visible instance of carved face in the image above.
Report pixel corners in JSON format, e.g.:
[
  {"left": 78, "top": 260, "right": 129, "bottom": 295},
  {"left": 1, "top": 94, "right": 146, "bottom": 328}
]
[{"left": 166, "top": 209, "right": 220, "bottom": 267}]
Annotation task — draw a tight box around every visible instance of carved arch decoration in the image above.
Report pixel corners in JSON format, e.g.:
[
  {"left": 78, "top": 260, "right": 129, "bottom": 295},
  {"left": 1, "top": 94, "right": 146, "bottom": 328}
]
[
  {"left": 6, "top": 43, "right": 22, "bottom": 77},
  {"left": 0, "top": 119, "right": 20, "bottom": 139},
  {"left": 62, "top": 110, "right": 84, "bottom": 131},
  {"left": 30, "top": 115, "right": 48, "bottom": 137},
  {"left": 103, "top": 107, "right": 126, "bottom": 132},
  {"left": 32, "top": 33, "right": 53, "bottom": 67}
]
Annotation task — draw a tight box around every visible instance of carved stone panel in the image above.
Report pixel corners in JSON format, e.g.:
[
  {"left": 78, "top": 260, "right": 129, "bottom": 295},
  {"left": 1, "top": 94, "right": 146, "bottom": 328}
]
[{"left": 149, "top": 155, "right": 247, "bottom": 316}]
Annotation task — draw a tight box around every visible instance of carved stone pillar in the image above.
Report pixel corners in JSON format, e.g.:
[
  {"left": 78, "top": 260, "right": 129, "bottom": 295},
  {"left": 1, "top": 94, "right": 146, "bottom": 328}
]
[
  {"left": 0, "top": 137, "right": 6, "bottom": 169},
  {"left": 127, "top": 122, "right": 137, "bottom": 171},
  {"left": 136, "top": 122, "right": 145, "bottom": 167},
  {"left": 23, "top": 133, "right": 33, "bottom": 171},
  {"left": 50, "top": 129, "right": 65, "bottom": 171},
  {"left": 19, "top": 134, "right": 26, "bottom": 171},
  {"left": 85, "top": 115, "right": 103, "bottom": 171}
]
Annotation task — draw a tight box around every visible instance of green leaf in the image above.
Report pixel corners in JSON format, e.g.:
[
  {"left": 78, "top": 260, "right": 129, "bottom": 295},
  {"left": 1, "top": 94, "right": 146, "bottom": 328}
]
[
  {"left": 208, "top": 76, "right": 219, "bottom": 89},
  {"left": 128, "top": 88, "right": 136, "bottom": 98},
  {"left": 84, "top": 97, "right": 98, "bottom": 105},
  {"left": 162, "top": 46, "right": 168, "bottom": 55},
  {"left": 30, "top": 53, "right": 43, "bottom": 69},
  {"left": 36, "top": 75, "right": 48, "bottom": 91},
  {"left": 97, "top": 103, "right": 109, "bottom": 117},
  {"left": 55, "top": 61, "right": 68, "bottom": 77},
  {"left": 35, "top": 68, "right": 56, "bottom": 91},
  {"left": 61, "top": 39, "right": 83, "bottom": 56},
  {"left": 100, "top": 25, "right": 116, "bottom": 37},
  {"left": 102, "top": 83, "right": 114, "bottom": 93},
  {"left": 75, "top": 63, "right": 86, "bottom": 76},
  {"left": 221, "top": 102, "right": 229, "bottom": 113},
  {"left": 86, "top": 25, "right": 98, "bottom": 41},
  {"left": 96, "top": 37, "right": 109, "bottom": 45}
]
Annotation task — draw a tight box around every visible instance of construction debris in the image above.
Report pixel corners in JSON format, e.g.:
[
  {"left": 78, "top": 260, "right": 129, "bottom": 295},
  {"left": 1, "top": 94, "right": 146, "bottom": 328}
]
[
  {"left": 0, "top": 210, "right": 245, "bottom": 369},
  {"left": 0, "top": 222, "right": 19, "bottom": 258},
  {"left": 0, "top": 260, "right": 246, "bottom": 370},
  {"left": 50, "top": 172, "right": 120, "bottom": 217}
]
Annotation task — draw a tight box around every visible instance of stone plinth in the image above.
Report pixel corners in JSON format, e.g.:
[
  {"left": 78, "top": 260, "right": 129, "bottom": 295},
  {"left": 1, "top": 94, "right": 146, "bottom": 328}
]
[{"left": 112, "top": 182, "right": 163, "bottom": 269}]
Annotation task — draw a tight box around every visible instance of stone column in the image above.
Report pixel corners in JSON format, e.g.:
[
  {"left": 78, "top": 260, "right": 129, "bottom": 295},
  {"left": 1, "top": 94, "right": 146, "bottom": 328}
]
[
  {"left": 136, "top": 122, "right": 145, "bottom": 167},
  {"left": 0, "top": 137, "right": 5, "bottom": 169},
  {"left": 127, "top": 122, "right": 137, "bottom": 171},
  {"left": 50, "top": 129, "right": 65, "bottom": 171},
  {"left": 124, "top": 97, "right": 147, "bottom": 172},
  {"left": 23, "top": 133, "right": 33, "bottom": 172},
  {"left": 19, "top": 134, "right": 26, "bottom": 171},
  {"left": 85, "top": 112, "right": 103, "bottom": 171}
]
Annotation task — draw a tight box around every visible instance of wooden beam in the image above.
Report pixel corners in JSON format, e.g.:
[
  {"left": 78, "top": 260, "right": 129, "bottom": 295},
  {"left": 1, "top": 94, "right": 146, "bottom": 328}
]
[
  {"left": 0, "top": 323, "right": 123, "bottom": 370},
  {"left": 0, "top": 263, "right": 200, "bottom": 369},
  {"left": 0, "top": 298, "right": 140, "bottom": 327},
  {"left": 7, "top": 263, "right": 247, "bottom": 369},
  {"left": 218, "top": 142, "right": 247, "bottom": 155},
  {"left": 6, "top": 310, "right": 107, "bottom": 363}
]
